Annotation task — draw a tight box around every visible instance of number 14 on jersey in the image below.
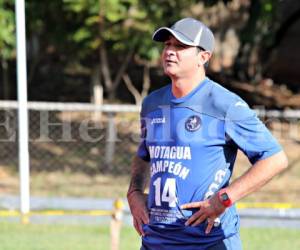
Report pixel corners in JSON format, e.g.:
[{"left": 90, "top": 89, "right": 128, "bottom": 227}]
[{"left": 153, "top": 177, "right": 177, "bottom": 207}]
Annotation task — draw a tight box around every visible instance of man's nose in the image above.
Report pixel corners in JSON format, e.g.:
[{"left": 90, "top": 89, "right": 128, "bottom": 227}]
[{"left": 165, "top": 47, "right": 175, "bottom": 56}]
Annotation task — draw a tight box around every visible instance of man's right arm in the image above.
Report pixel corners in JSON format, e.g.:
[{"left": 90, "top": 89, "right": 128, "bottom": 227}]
[{"left": 127, "top": 155, "right": 150, "bottom": 236}]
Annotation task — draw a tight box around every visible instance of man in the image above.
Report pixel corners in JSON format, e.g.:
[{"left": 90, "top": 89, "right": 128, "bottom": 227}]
[{"left": 127, "top": 17, "right": 288, "bottom": 250}]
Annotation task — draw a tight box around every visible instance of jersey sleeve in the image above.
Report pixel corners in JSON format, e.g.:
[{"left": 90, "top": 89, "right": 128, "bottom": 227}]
[
  {"left": 136, "top": 101, "right": 150, "bottom": 162},
  {"left": 224, "top": 101, "right": 282, "bottom": 164}
]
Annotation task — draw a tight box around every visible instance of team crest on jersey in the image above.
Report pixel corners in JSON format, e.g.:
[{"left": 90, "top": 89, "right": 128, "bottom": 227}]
[{"left": 185, "top": 115, "right": 201, "bottom": 132}]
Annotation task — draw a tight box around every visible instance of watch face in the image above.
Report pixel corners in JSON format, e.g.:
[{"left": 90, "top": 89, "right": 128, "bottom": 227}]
[{"left": 221, "top": 193, "right": 229, "bottom": 201}]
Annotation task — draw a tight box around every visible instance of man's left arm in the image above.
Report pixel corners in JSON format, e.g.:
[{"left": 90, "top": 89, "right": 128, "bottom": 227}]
[
  {"left": 181, "top": 151, "right": 288, "bottom": 233},
  {"left": 224, "top": 150, "right": 288, "bottom": 204},
  {"left": 181, "top": 100, "right": 289, "bottom": 233}
]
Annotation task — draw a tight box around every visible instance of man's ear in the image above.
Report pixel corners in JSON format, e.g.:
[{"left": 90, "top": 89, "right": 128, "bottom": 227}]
[{"left": 198, "top": 51, "right": 212, "bottom": 66}]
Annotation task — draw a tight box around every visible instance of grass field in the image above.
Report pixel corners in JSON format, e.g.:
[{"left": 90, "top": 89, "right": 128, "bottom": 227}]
[{"left": 0, "top": 221, "right": 299, "bottom": 250}]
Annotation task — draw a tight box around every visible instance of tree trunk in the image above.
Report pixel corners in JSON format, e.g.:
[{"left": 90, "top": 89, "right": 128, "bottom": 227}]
[
  {"left": 100, "top": 44, "right": 135, "bottom": 101},
  {"left": 141, "top": 63, "right": 151, "bottom": 100},
  {"left": 100, "top": 45, "right": 114, "bottom": 100},
  {"left": 122, "top": 73, "right": 141, "bottom": 105},
  {"left": 28, "top": 34, "right": 41, "bottom": 85},
  {"left": 98, "top": 0, "right": 113, "bottom": 100},
  {"left": 122, "top": 64, "right": 151, "bottom": 106},
  {"left": 98, "top": 0, "right": 134, "bottom": 101},
  {"left": 234, "top": 0, "right": 261, "bottom": 81},
  {"left": 90, "top": 65, "right": 103, "bottom": 121},
  {"left": 2, "top": 58, "right": 10, "bottom": 99}
]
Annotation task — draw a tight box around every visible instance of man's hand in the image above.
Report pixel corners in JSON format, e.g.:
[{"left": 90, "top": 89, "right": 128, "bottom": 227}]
[
  {"left": 180, "top": 194, "right": 226, "bottom": 234},
  {"left": 127, "top": 191, "right": 149, "bottom": 236},
  {"left": 127, "top": 156, "right": 150, "bottom": 236}
]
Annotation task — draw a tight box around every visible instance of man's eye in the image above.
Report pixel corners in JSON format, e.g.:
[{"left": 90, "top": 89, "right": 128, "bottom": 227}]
[{"left": 176, "top": 44, "right": 187, "bottom": 49}]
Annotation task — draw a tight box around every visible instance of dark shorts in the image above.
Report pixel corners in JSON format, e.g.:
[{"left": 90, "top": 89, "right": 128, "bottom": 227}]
[{"left": 140, "top": 233, "right": 242, "bottom": 250}]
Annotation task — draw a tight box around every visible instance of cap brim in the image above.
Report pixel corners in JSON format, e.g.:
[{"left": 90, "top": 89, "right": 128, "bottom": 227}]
[{"left": 152, "top": 27, "right": 196, "bottom": 46}]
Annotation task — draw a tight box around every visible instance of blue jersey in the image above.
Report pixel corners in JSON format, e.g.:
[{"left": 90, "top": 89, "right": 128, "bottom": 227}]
[{"left": 137, "top": 78, "right": 281, "bottom": 250}]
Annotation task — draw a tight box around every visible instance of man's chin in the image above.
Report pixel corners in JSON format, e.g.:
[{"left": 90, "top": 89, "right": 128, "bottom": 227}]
[{"left": 164, "top": 69, "right": 176, "bottom": 78}]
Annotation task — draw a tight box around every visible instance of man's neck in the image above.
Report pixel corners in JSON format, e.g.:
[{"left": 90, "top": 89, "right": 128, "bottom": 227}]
[{"left": 171, "top": 73, "right": 206, "bottom": 98}]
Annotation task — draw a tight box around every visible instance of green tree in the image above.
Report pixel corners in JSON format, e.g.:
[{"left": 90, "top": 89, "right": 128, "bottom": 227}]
[
  {"left": 60, "top": 0, "right": 161, "bottom": 103},
  {"left": 0, "top": 0, "right": 15, "bottom": 99},
  {"left": 5, "top": 0, "right": 289, "bottom": 103},
  {"left": 234, "top": 0, "right": 281, "bottom": 82}
]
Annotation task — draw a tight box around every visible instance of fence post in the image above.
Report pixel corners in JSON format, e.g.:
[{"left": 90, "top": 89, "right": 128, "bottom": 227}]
[
  {"left": 21, "top": 213, "right": 30, "bottom": 224},
  {"left": 105, "top": 113, "right": 116, "bottom": 167},
  {"left": 110, "top": 198, "right": 124, "bottom": 250}
]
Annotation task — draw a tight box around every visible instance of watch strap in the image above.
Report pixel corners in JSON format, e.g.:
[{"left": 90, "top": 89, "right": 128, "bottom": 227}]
[{"left": 218, "top": 189, "right": 232, "bottom": 208}]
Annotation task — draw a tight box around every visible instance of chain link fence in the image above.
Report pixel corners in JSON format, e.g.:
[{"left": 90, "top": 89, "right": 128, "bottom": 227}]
[
  {"left": 1, "top": 102, "right": 300, "bottom": 177},
  {"left": 1, "top": 101, "right": 300, "bottom": 206},
  {"left": 0, "top": 101, "right": 141, "bottom": 176}
]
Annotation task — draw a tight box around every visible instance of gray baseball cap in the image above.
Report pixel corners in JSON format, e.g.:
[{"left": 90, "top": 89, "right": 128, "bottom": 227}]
[{"left": 152, "top": 17, "right": 214, "bottom": 52}]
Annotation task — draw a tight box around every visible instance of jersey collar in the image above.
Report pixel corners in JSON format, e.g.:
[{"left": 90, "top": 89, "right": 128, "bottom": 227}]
[{"left": 171, "top": 77, "right": 210, "bottom": 104}]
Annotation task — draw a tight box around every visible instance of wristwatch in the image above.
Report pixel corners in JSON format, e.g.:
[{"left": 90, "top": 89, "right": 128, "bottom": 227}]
[{"left": 218, "top": 189, "right": 232, "bottom": 208}]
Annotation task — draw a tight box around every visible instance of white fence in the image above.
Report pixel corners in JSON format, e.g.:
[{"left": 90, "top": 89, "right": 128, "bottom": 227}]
[
  {"left": 0, "top": 100, "right": 300, "bottom": 217},
  {"left": 0, "top": 101, "right": 142, "bottom": 173},
  {"left": 1, "top": 100, "right": 300, "bottom": 116},
  {"left": 1, "top": 100, "right": 299, "bottom": 174}
]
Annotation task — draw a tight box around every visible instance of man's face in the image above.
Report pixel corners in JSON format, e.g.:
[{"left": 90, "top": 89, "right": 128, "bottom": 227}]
[{"left": 161, "top": 36, "right": 200, "bottom": 78}]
